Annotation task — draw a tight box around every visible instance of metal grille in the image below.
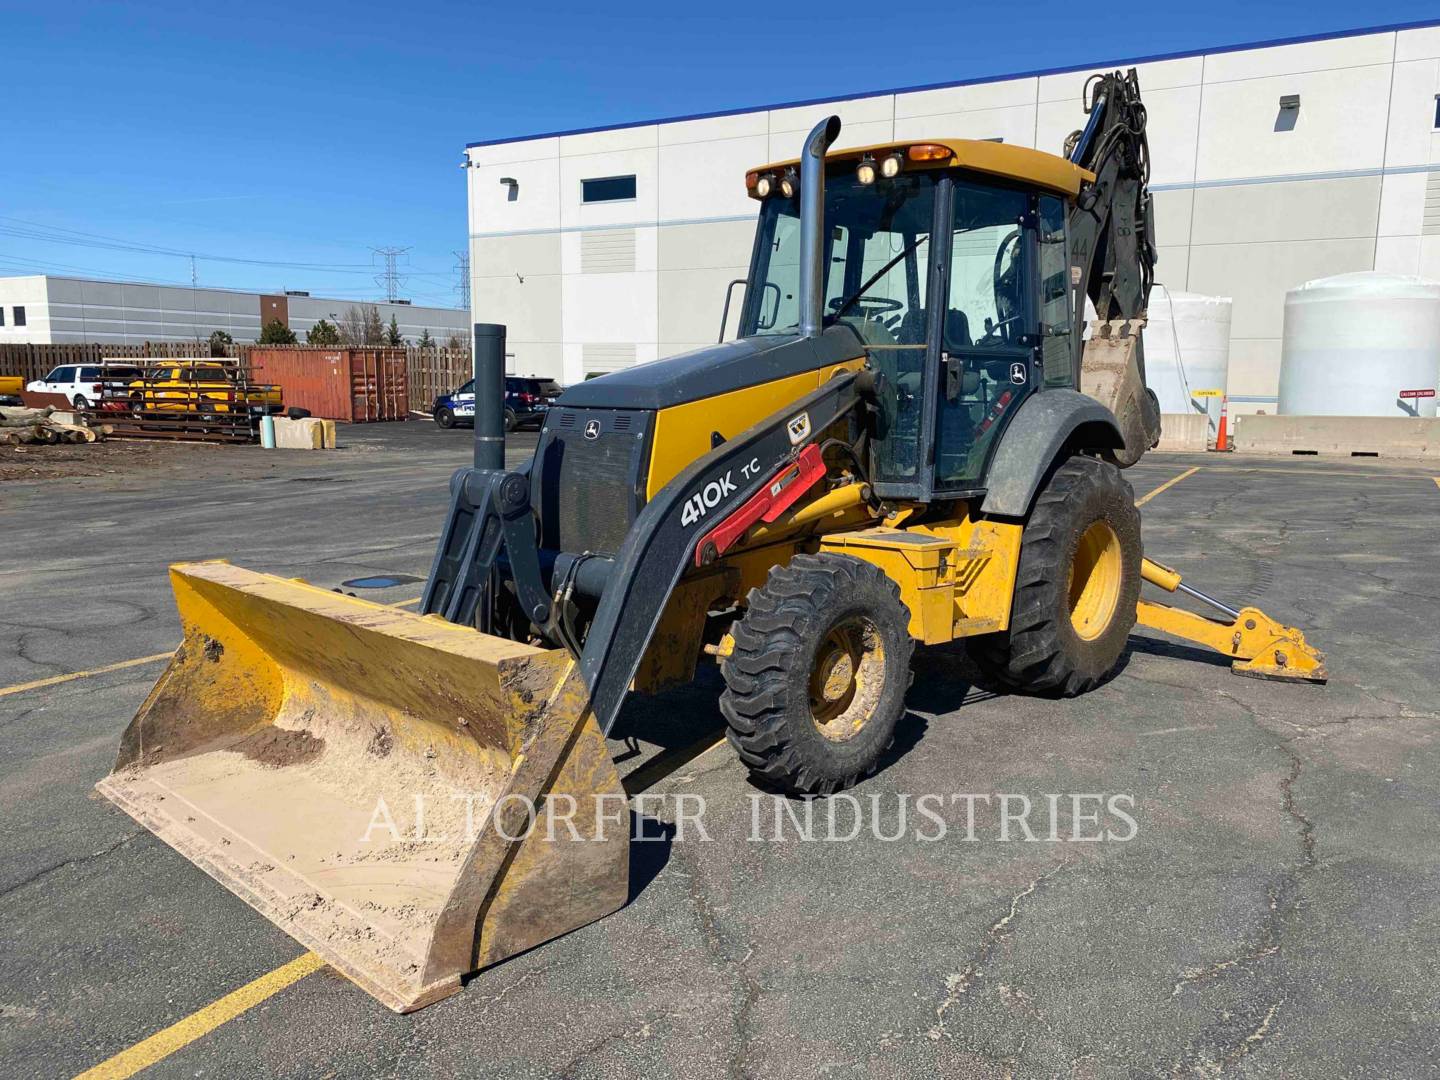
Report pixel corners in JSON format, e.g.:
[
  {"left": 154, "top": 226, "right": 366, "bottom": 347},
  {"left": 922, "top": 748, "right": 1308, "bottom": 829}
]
[
  {"left": 1425, "top": 171, "right": 1440, "bottom": 236},
  {"left": 539, "top": 408, "right": 649, "bottom": 556},
  {"left": 580, "top": 229, "right": 637, "bottom": 273}
]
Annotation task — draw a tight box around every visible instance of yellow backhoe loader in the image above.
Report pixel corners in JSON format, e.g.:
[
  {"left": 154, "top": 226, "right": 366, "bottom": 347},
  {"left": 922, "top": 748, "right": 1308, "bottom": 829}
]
[{"left": 98, "top": 70, "right": 1324, "bottom": 1012}]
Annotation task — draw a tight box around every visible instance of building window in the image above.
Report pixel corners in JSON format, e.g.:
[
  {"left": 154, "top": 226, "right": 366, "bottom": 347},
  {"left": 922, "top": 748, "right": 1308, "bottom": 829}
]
[
  {"left": 581, "top": 175, "right": 637, "bottom": 203},
  {"left": 1434, "top": 95, "right": 1440, "bottom": 129},
  {"left": 0, "top": 307, "right": 5, "bottom": 326},
  {"left": 12, "top": 306, "right": 25, "bottom": 327}
]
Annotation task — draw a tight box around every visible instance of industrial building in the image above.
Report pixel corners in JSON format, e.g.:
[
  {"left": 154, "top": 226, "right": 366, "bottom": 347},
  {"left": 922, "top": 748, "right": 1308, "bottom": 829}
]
[
  {"left": 464, "top": 17, "right": 1440, "bottom": 412},
  {"left": 0, "top": 275, "right": 469, "bottom": 346}
]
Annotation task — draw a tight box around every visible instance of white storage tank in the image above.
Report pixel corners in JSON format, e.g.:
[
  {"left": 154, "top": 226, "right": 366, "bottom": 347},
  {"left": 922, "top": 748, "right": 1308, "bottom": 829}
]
[
  {"left": 1145, "top": 287, "right": 1233, "bottom": 431},
  {"left": 1278, "top": 272, "right": 1440, "bottom": 418}
]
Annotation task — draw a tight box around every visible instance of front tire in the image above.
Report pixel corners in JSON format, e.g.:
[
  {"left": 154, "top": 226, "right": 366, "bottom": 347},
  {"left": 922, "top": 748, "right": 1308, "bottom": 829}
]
[
  {"left": 434, "top": 405, "right": 456, "bottom": 429},
  {"left": 971, "top": 455, "right": 1141, "bottom": 695},
  {"left": 720, "top": 553, "right": 914, "bottom": 795}
]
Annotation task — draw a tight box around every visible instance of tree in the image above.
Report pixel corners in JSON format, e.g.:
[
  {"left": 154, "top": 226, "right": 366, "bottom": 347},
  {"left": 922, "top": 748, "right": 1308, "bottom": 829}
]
[
  {"left": 418, "top": 327, "right": 434, "bottom": 349},
  {"left": 445, "top": 331, "right": 466, "bottom": 352},
  {"left": 339, "top": 304, "right": 385, "bottom": 346},
  {"left": 384, "top": 314, "right": 404, "bottom": 347},
  {"left": 306, "top": 319, "right": 340, "bottom": 345},
  {"left": 258, "top": 318, "right": 297, "bottom": 345},
  {"left": 207, "top": 329, "right": 234, "bottom": 357}
]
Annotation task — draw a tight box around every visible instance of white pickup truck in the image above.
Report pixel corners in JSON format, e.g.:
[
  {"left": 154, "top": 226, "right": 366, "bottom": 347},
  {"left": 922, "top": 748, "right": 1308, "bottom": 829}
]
[{"left": 25, "top": 363, "right": 143, "bottom": 408}]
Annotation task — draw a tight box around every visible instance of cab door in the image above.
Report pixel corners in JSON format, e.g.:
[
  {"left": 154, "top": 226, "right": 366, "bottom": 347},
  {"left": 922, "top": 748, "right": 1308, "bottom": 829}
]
[{"left": 931, "top": 179, "right": 1042, "bottom": 492}]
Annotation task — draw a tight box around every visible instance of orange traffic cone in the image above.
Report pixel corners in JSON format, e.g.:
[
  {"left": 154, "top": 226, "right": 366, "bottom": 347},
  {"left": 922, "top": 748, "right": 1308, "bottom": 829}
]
[{"left": 1215, "top": 396, "right": 1229, "bottom": 452}]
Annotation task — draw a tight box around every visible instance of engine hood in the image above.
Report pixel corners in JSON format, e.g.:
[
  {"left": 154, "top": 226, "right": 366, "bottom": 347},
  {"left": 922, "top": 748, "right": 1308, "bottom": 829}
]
[{"left": 557, "top": 325, "right": 862, "bottom": 411}]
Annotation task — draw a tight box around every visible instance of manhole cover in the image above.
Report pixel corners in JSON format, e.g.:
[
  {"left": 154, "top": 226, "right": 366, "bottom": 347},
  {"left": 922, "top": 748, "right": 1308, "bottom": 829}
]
[{"left": 341, "top": 574, "right": 424, "bottom": 589}]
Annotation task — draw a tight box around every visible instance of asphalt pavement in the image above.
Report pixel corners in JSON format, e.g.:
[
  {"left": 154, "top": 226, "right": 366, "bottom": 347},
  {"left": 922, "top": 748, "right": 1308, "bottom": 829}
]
[{"left": 1, "top": 423, "right": 1437, "bottom": 1079}]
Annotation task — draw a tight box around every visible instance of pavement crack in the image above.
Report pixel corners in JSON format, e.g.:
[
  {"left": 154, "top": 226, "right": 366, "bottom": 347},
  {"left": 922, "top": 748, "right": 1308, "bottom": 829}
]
[
  {"left": 0, "top": 832, "right": 142, "bottom": 902},
  {"left": 556, "top": 1010, "right": 683, "bottom": 1079},
  {"left": 925, "top": 858, "right": 1070, "bottom": 1041},
  {"left": 672, "top": 833, "right": 761, "bottom": 1080}
]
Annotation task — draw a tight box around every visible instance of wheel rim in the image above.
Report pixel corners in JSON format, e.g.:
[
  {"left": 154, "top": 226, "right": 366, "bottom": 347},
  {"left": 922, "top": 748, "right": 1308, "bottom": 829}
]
[
  {"left": 808, "top": 616, "right": 886, "bottom": 742},
  {"left": 1068, "top": 520, "right": 1123, "bottom": 641}
]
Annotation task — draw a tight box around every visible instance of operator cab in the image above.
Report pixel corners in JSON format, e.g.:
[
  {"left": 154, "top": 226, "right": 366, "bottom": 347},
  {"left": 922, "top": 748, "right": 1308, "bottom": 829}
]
[{"left": 739, "top": 141, "right": 1082, "bottom": 502}]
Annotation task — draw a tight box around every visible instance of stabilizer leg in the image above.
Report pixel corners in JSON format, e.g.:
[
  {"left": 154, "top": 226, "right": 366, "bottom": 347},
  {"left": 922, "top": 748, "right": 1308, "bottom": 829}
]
[{"left": 1136, "top": 558, "right": 1327, "bottom": 682}]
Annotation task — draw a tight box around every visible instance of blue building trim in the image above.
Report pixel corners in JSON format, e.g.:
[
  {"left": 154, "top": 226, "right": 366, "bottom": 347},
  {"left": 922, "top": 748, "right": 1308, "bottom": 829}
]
[{"left": 465, "top": 17, "right": 1440, "bottom": 150}]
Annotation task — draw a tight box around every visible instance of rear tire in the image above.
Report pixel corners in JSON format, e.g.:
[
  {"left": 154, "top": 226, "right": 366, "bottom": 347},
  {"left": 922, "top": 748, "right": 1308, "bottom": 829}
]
[
  {"left": 434, "top": 406, "right": 456, "bottom": 429},
  {"left": 971, "top": 455, "right": 1140, "bottom": 696},
  {"left": 720, "top": 553, "right": 914, "bottom": 795},
  {"left": 72, "top": 395, "right": 89, "bottom": 411},
  {"left": 503, "top": 408, "right": 518, "bottom": 433}
]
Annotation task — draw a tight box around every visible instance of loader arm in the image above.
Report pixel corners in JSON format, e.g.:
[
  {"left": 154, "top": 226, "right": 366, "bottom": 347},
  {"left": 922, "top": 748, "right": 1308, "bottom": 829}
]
[{"left": 422, "top": 370, "right": 867, "bottom": 733}]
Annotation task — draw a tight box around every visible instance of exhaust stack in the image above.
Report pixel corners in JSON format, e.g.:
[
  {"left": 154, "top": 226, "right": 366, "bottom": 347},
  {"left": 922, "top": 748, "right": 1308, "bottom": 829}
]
[
  {"left": 473, "top": 322, "right": 506, "bottom": 470},
  {"left": 798, "top": 115, "right": 842, "bottom": 339}
]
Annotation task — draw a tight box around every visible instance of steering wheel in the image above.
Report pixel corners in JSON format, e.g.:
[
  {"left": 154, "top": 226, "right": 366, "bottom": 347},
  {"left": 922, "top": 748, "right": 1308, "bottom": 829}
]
[
  {"left": 993, "top": 228, "right": 1020, "bottom": 297},
  {"left": 975, "top": 314, "right": 1025, "bottom": 345},
  {"left": 830, "top": 295, "right": 904, "bottom": 316}
]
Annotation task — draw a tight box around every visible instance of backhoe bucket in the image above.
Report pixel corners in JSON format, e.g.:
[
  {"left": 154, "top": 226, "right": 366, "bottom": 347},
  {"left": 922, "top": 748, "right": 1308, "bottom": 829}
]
[{"left": 96, "top": 562, "right": 628, "bottom": 1012}]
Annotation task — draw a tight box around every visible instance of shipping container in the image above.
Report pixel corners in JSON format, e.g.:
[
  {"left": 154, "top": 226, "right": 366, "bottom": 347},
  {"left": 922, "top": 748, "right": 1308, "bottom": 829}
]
[{"left": 248, "top": 348, "right": 409, "bottom": 422}]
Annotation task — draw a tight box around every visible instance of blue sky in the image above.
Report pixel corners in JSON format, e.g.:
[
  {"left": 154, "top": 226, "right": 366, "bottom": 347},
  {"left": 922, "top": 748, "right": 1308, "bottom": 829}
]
[{"left": 4, "top": 1, "right": 1436, "bottom": 306}]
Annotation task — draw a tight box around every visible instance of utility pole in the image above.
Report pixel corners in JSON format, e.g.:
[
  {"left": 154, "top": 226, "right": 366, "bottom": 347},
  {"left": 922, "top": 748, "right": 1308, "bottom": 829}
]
[
  {"left": 453, "top": 249, "right": 471, "bottom": 310},
  {"left": 372, "top": 246, "right": 410, "bottom": 302},
  {"left": 190, "top": 255, "right": 197, "bottom": 287}
]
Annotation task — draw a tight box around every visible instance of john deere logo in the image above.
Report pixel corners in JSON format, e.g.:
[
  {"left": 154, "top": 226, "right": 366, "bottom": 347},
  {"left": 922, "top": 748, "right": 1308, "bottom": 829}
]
[{"left": 583, "top": 419, "right": 601, "bottom": 440}]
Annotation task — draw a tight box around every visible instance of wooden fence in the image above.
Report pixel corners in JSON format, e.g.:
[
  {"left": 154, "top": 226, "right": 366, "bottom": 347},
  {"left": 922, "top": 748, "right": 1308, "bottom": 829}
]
[
  {"left": 1, "top": 342, "right": 475, "bottom": 414},
  {"left": 406, "top": 347, "right": 473, "bottom": 413},
  {"left": 0, "top": 342, "right": 244, "bottom": 385}
]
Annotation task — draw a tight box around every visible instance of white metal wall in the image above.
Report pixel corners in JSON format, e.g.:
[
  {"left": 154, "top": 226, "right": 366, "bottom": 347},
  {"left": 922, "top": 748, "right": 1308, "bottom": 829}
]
[
  {"left": 0, "top": 276, "right": 467, "bottom": 347},
  {"left": 467, "top": 21, "right": 1440, "bottom": 411}
]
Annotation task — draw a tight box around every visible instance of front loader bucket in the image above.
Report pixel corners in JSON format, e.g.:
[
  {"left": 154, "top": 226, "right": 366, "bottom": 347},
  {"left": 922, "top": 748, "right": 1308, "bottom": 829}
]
[{"left": 96, "top": 562, "right": 628, "bottom": 1012}]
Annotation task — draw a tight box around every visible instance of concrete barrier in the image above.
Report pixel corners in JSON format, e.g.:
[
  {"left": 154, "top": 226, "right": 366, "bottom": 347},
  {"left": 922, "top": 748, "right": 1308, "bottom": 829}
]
[
  {"left": 1156, "top": 412, "right": 1209, "bottom": 452},
  {"left": 1231, "top": 415, "right": 1440, "bottom": 459},
  {"left": 271, "top": 416, "right": 337, "bottom": 450}
]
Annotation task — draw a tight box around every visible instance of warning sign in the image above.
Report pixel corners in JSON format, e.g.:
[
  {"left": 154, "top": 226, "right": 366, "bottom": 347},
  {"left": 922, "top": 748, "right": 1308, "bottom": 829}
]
[
  {"left": 1191, "top": 389, "right": 1224, "bottom": 398},
  {"left": 1399, "top": 388, "right": 1436, "bottom": 400}
]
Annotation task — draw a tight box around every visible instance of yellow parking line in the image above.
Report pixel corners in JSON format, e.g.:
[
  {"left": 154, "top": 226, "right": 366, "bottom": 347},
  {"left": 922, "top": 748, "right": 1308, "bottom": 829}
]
[
  {"left": 74, "top": 719, "right": 728, "bottom": 1075},
  {"left": 0, "top": 653, "right": 173, "bottom": 700},
  {"left": 387, "top": 595, "right": 421, "bottom": 608},
  {"left": 1135, "top": 466, "right": 1200, "bottom": 507},
  {"left": 72, "top": 952, "right": 325, "bottom": 1080},
  {"left": 1434, "top": 477, "right": 1440, "bottom": 491}
]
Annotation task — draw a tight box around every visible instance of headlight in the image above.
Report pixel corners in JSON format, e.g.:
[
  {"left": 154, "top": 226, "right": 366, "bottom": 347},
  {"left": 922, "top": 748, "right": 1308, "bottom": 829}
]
[
  {"left": 856, "top": 155, "right": 876, "bottom": 185},
  {"left": 755, "top": 173, "right": 775, "bottom": 198},
  {"left": 779, "top": 168, "right": 797, "bottom": 199},
  {"left": 881, "top": 152, "right": 902, "bottom": 178}
]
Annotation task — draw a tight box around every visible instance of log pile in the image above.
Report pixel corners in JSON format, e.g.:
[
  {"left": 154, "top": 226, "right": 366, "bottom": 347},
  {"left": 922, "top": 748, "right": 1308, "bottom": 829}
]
[{"left": 0, "top": 406, "right": 113, "bottom": 446}]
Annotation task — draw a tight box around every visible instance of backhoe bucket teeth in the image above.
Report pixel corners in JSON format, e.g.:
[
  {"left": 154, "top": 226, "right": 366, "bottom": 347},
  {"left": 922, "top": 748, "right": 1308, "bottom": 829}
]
[{"left": 96, "top": 562, "right": 628, "bottom": 1013}]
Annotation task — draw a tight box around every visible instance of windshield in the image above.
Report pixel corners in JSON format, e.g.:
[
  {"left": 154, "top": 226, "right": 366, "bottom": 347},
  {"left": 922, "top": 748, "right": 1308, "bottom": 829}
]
[{"left": 741, "top": 169, "right": 937, "bottom": 349}]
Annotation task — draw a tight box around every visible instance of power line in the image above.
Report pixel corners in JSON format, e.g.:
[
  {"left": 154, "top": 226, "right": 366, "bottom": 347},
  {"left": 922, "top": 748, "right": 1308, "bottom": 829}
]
[
  {"left": 453, "top": 249, "right": 470, "bottom": 309},
  {"left": 0, "top": 215, "right": 380, "bottom": 273},
  {"left": 372, "top": 246, "right": 410, "bottom": 302}
]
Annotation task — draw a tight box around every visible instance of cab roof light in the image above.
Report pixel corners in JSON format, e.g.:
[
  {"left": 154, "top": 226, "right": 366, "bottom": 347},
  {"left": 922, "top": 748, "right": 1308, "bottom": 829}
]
[
  {"left": 856, "top": 154, "right": 877, "bottom": 186},
  {"left": 907, "top": 143, "right": 953, "bottom": 162}
]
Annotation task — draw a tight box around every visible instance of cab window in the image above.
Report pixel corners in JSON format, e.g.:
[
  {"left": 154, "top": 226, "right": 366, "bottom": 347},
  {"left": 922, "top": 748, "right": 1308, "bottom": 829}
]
[{"left": 934, "top": 181, "right": 1033, "bottom": 489}]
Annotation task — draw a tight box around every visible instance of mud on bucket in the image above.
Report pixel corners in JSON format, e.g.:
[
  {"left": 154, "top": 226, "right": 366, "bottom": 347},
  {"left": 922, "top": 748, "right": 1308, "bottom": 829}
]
[{"left": 97, "top": 561, "right": 628, "bottom": 1012}]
